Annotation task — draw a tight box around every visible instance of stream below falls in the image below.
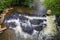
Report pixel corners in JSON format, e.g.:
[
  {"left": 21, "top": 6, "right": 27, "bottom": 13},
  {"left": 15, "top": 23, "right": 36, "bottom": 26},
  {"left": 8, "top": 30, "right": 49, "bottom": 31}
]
[{"left": 3, "top": 12, "right": 47, "bottom": 40}]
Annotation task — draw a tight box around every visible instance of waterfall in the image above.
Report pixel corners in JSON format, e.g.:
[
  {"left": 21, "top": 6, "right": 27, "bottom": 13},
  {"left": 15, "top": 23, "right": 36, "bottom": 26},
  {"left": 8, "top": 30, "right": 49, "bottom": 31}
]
[
  {"left": 4, "top": 12, "right": 47, "bottom": 40},
  {"left": 3, "top": 0, "right": 57, "bottom": 40},
  {"left": 29, "top": 0, "right": 46, "bottom": 16}
]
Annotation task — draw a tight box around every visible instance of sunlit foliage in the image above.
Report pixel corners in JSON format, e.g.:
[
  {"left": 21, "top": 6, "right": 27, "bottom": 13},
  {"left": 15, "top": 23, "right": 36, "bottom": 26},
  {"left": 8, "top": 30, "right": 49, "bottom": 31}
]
[{"left": 43, "top": 0, "right": 60, "bottom": 14}]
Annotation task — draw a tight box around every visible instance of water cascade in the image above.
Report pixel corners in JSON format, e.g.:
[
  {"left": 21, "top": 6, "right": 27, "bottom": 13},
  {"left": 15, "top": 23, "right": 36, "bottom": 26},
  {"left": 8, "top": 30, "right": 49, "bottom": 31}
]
[
  {"left": 4, "top": 12, "right": 47, "bottom": 40},
  {"left": 30, "top": 0, "right": 46, "bottom": 16},
  {"left": 3, "top": 0, "right": 48, "bottom": 40},
  {"left": 0, "top": 0, "right": 58, "bottom": 40}
]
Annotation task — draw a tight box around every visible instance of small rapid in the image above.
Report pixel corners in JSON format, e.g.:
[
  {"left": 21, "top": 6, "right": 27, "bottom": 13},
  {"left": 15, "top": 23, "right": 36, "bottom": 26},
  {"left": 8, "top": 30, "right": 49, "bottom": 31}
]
[{"left": 4, "top": 12, "right": 47, "bottom": 40}]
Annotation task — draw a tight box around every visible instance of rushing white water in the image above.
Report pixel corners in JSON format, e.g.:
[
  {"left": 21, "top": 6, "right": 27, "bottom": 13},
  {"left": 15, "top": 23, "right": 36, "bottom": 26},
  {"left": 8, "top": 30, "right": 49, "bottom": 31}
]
[
  {"left": 1, "top": 0, "right": 58, "bottom": 40},
  {"left": 4, "top": 12, "right": 47, "bottom": 40},
  {"left": 4, "top": 11, "right": 57, "bottom": 40},
  {"left": 30, "top": 0, "right": 46, "bottom": 16}
]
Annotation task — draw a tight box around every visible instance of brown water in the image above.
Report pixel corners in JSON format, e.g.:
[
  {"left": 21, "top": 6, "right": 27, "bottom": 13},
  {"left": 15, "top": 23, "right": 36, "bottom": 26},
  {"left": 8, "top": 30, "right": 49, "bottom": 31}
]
[{"left": 0, "top": 29, "right": 16, "bottom": 40}]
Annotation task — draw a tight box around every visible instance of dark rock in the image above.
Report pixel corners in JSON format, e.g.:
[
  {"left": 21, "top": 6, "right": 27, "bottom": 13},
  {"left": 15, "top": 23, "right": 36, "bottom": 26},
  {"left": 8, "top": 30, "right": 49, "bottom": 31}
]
[
  {"left": 21, "top": 22, "right": 33, "bottom": 35},
  {"left": 33, "top": 25, "right": 43, "bottom": 31},
  {"left": 30, "top": 19, "right": 43, "bottom": 25},
  {"left": 5, "top": 22, "right": 17, "bottom": 28}
]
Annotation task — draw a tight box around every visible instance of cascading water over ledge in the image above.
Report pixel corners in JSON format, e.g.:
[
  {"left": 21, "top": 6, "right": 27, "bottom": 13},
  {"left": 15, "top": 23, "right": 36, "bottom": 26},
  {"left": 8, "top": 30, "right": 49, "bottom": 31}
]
[{"left": 3, "top": 12, "right": 47, "bottom": 40}]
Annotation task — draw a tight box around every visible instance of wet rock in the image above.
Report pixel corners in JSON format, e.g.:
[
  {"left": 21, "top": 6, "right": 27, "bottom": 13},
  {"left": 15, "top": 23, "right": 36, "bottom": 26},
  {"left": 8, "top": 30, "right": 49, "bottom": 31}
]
[
  {"left": 30, "top": 19, "right": 43, "bottom": 25},
  {"left": 5, "top": 22, "right": 17, "bottom": 28},
  {"left": 21, "top": 24, "right": 33, "bottom": 35}
]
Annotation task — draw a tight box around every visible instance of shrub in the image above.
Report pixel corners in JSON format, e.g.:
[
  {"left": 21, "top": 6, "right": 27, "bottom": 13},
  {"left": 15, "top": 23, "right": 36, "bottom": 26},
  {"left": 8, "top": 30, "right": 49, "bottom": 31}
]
[
  {"left": 0, "top": 0, "right": 33, "bottom": 12},
  {"left": 43, "top": 0, "right": 60, "bottom": 14}
]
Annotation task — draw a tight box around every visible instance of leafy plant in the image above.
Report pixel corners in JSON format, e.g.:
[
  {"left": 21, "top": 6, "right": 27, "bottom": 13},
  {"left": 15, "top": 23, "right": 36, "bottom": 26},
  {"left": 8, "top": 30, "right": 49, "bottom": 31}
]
[
  {"left": 0, "top": 0, "right": 33, "bottom": 12},
  {"left": 0, "top": 3, "right": 4, "bottom": 12},
  {"left": 0, "top": 0, "right": 12, "bottom": 12},
  {"left": 43, "top": 0, "right": 60, "bottom": 14},
  {"left": 2, "top": 0, "right": 12, "bottom": 7},
  {"left": 24, "top": 0, "right": 33, "bottom": 6}
]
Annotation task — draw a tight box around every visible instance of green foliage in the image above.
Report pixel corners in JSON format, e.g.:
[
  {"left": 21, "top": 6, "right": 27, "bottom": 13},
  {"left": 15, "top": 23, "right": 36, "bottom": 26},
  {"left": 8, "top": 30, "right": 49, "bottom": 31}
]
[
  {"left": 11, "top": 0, "right": 33, "bottom": 6},
  {"left": 0, "top": 4, "right": 4, "bottom": 11},
  {"left": 0, "top": 0, "right": 33, "bottom": 12},
  {"left": 43, "top": 0, "right": 60, "bottom": 14},
  {"left": 0, "top": 0, "right": 12, "bottom": 12},
  {"left": 2, "top": 0, "right": 12, "bottom": 7},
  {"left": 24, "top": 0, "right": 33, "bottom": 6}
]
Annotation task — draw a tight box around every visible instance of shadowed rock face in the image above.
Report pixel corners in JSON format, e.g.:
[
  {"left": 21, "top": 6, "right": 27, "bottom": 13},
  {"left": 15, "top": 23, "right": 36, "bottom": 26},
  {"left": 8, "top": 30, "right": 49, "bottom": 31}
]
[
  {"left": 3, "top": 12, "right": 47, "bottom": 40},
  {"left": 30, "top": 19, "right": 43, "bottom": 25}
]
